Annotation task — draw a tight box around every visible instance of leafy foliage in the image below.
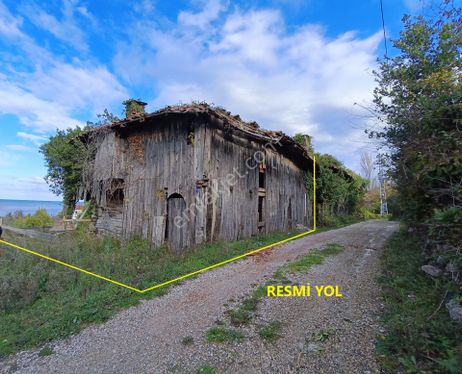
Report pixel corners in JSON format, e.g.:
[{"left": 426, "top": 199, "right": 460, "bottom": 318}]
[
  {"left": 315, "top": 154, "right": 368, "bottom": 222},
  {"left": 40, "top": 109, "right": 118, "bottom": 214},
  {"left": 258, "top": 321, "right": 283, "bottom": 342},
  {"left": 87, "top": 108, "right": 119, "bottom": 128},
  {"left": 39, "top": 127, "right": 88, "bottom": 214},
  {"left": 372, "top": 6, "right": 462, "bottom": 372},
  {"left": 378, "top": 229, "right": 462, "bottom": 373},
  {"left": 123, "top": 98, "right": 146, "bottom": 117},
  {"left": 292, "top": 135, "right": 368, "bottom": 223},
  {"left": 293, "top": 133, "right": 313, "bottom": 153},
  {"left": 10, "top": 209, "right": 54, "bottom": 229},
  {"left": 371, "top": 3, "right": 462, "bottom": 221}
]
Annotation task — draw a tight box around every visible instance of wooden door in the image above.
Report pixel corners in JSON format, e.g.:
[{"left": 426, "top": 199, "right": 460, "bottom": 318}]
[{"left": 167, "top": 194, "right": 188, "bottom": 251}]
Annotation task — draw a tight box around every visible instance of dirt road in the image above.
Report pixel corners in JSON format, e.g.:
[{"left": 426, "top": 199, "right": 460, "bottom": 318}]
[{"left": 1, "top": 220, "right": 399, "bottom": 374}]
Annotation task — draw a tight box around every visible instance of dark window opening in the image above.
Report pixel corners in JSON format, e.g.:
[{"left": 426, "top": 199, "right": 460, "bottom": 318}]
[
  {"left": 258, "top": 196, "right": 264, "bottom": 222},
  {"left": 259, "top": 170, "right": 265, "bottom": 189},
  {"left": 106, "top": 179, "right": 125, "bottom": 208},
  {"left": 165, "top": 193, "right": 184, "bottom": 241},
  {"left": 288, "top": 198, "right": 292, "bottom": 225}
]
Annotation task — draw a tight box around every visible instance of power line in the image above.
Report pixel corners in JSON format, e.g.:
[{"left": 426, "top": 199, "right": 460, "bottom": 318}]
[{"left": 380, "top": 0, "right": 388, "bottom": 58}]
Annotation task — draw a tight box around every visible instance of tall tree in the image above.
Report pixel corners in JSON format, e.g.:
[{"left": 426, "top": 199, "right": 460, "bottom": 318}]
[
  {"left": 40, "top": 127, "right": 88, "bottom": 214},
  {"left": 360, "top": 151, "right": 376, "bottom": 190},
  {"left": 40, "top": 109, "right": 119, "bottom": 214},
  {"left": 371, "top": 2, "right": 462, "bottom": 220}
]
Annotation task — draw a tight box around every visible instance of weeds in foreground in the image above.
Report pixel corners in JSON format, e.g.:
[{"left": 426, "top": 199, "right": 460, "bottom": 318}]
[
  {"left": 37, "top": 346, "right": 53, "bottom": 357},
  {"left": 206, "top": 327, "right": 244, "bottom": 343},
  {"left": 194, "top": 365, "right": 216, "bottom": 374},
  {"left": 0, "top": 228, "right": 299, "bottom": 356},
  {"left": 227, "top": 285, "right": 266, "bottom": 326},
  {"left": 285, "top": 243, "right": 344, "bottom": 273},
  {"left": 258, "top": 321, "right": 283, "bottom": 342},
  {"left": 221, "top": 243, "right": 344, "bottom": 340},
  {"left": 377, "top": 230, "right": 462, "bottom": 373},
  {"left": 0, "top": 218, "right": 356, "bottom": 356},
  {"left": 312, "top": 329, "right": 335, "bottom": 342}
]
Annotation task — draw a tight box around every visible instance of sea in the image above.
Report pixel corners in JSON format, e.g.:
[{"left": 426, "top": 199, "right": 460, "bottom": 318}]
[{"left": 0, "top": 199, "right": 63, "bottom": 217}]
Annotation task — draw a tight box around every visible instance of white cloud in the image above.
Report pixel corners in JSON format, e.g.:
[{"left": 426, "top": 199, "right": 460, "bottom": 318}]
[
  {"left": 0, "top": 81, "right": 82, "bottom": 131},
  {"left": 0, "top": 175, "right": 59, "bottom": 201},
  {"left": 18, "top": 0, "right": 90, "bottom": 52},
  {"left": 404, "top": 0, "right": 425, "bottom": 12},
  {"left": 5, "top": 144, "right": 35, "bottom": 152},
  {"left": 0, "top": 0, "right": 382, "bottom": 180},
  {"left": 114, "top": 5, "right": 381, "bottom": 171},
  {"left": 178, "top": 0, "right": 227, "bottom": 29},
  {"left": 28, "top": 62, "right": 128, "bottom": 117},
  {"left": 0, "top": 62, "right": 127, "bottom": 132},
  {"left": 134, "top": 0, "right": 156, "bottom": 14},
  {"left": 0, "top": 1, "right": 23, "bottom": 38},
  {"left": 17, "top": 132, "right": 48, "bottom": 145},
  {"left": 0, "top": 1, "right": 128, "bottom": 133}
]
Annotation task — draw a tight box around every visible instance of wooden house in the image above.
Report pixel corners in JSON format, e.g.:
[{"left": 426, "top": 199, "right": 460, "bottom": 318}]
[{"left": 80, "top": 103, "right": 313, "bottom": 250}]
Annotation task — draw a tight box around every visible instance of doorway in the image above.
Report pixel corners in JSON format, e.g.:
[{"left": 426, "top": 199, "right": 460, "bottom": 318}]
[{"left": 166, "top": 193, "right": 188, "bottom": 251}]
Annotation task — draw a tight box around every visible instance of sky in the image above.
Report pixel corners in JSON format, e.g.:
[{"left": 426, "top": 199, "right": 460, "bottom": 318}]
[{"left": 0, "top": 0, "right": 432, "bottom": 201}]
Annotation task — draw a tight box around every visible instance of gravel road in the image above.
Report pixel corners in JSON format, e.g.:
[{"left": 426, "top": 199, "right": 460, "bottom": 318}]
[{"left": 0, "top": 220, "right": 399, "bottom": 374}]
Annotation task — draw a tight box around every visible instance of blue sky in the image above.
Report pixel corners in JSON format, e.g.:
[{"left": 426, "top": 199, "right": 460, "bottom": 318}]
[{"left": 0, "top": 0, "right": 431, "bottom": 200}]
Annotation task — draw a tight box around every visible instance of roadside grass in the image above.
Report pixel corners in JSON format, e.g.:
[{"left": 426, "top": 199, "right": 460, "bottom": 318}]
[
  {"left": 194, "top": 365, "right": 216, "bottom": 374},
  {"left": 227, "top": 285, "right": 266, "bottom": 326},
  {"left": 314, "top": 215, "right": 363, "bottom": 233},
  {"left": 377, "top": 229, "right": 462, "bottom": 373},
  {"left": 285, "top": 243, "right": 344, "bottom": 273},
  {"left": 258, "top": 321, "right": 283, "bottom": 342},
  {"left": 311, "top": 329, "right": 335, "bottom": 343},
  {"left": 37, "top": 346, "right": 53, "bottom": 357},
  {"left": 206, "top": 327, "right": 244, "bottom": 343},
  {"left": 223, "top": 243, "right": 344, "bottom": 337},
  {"left": 0, "top": 216, "right": 357, "bottom": 357},
  {"left": 0, "top": 227, "right": 301, "bottom": 357}
]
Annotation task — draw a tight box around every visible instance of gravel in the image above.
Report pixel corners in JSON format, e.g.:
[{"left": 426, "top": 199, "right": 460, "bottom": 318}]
[{"left": 0, "top": 220, "right": 399, "bottom": 374}]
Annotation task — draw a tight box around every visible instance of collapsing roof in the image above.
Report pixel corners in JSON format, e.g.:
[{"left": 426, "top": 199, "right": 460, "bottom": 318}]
[{"left": 84, "top": 102, "right": 314, "bottom": 170}]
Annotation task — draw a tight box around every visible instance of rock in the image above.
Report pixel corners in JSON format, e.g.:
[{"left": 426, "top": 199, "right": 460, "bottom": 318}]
[
  {"left": 446, "top": 299, "right": 462, "bottom": 326},
  {"left": 445, "top": 261, "right": 458, "bottom": 274},
  {"left": 420, "top": 265, "right": 442, "bottom": 277}
]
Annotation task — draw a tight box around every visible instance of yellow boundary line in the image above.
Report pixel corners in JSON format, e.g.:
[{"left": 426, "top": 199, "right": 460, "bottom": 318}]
[{"left": 0, "top": 156, "right": 316, "bottom": 293}]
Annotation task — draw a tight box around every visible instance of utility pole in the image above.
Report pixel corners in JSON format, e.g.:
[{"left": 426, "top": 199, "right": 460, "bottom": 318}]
[{"left": 378, "top": 163, "right": 388, "bottom": 216}]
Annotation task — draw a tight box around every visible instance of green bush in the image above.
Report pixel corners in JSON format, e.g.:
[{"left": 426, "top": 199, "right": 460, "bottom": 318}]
[
  {"left": 378, "top": 230, "right": 462, "bottom": 373},
  {"left": 431, "top": 207, "right": 462, "bottom": 225},
  {"left": 13, "top": 209, "right": 54, "bottom": 229}
]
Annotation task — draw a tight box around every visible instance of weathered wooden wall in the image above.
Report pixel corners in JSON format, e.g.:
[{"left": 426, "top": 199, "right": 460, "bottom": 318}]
[
  {"left": 207, "top": 125, "right": 309, "bottom": 242},
  {"left": 87, "top": 114, "right": 310, "bottom": 251}
]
